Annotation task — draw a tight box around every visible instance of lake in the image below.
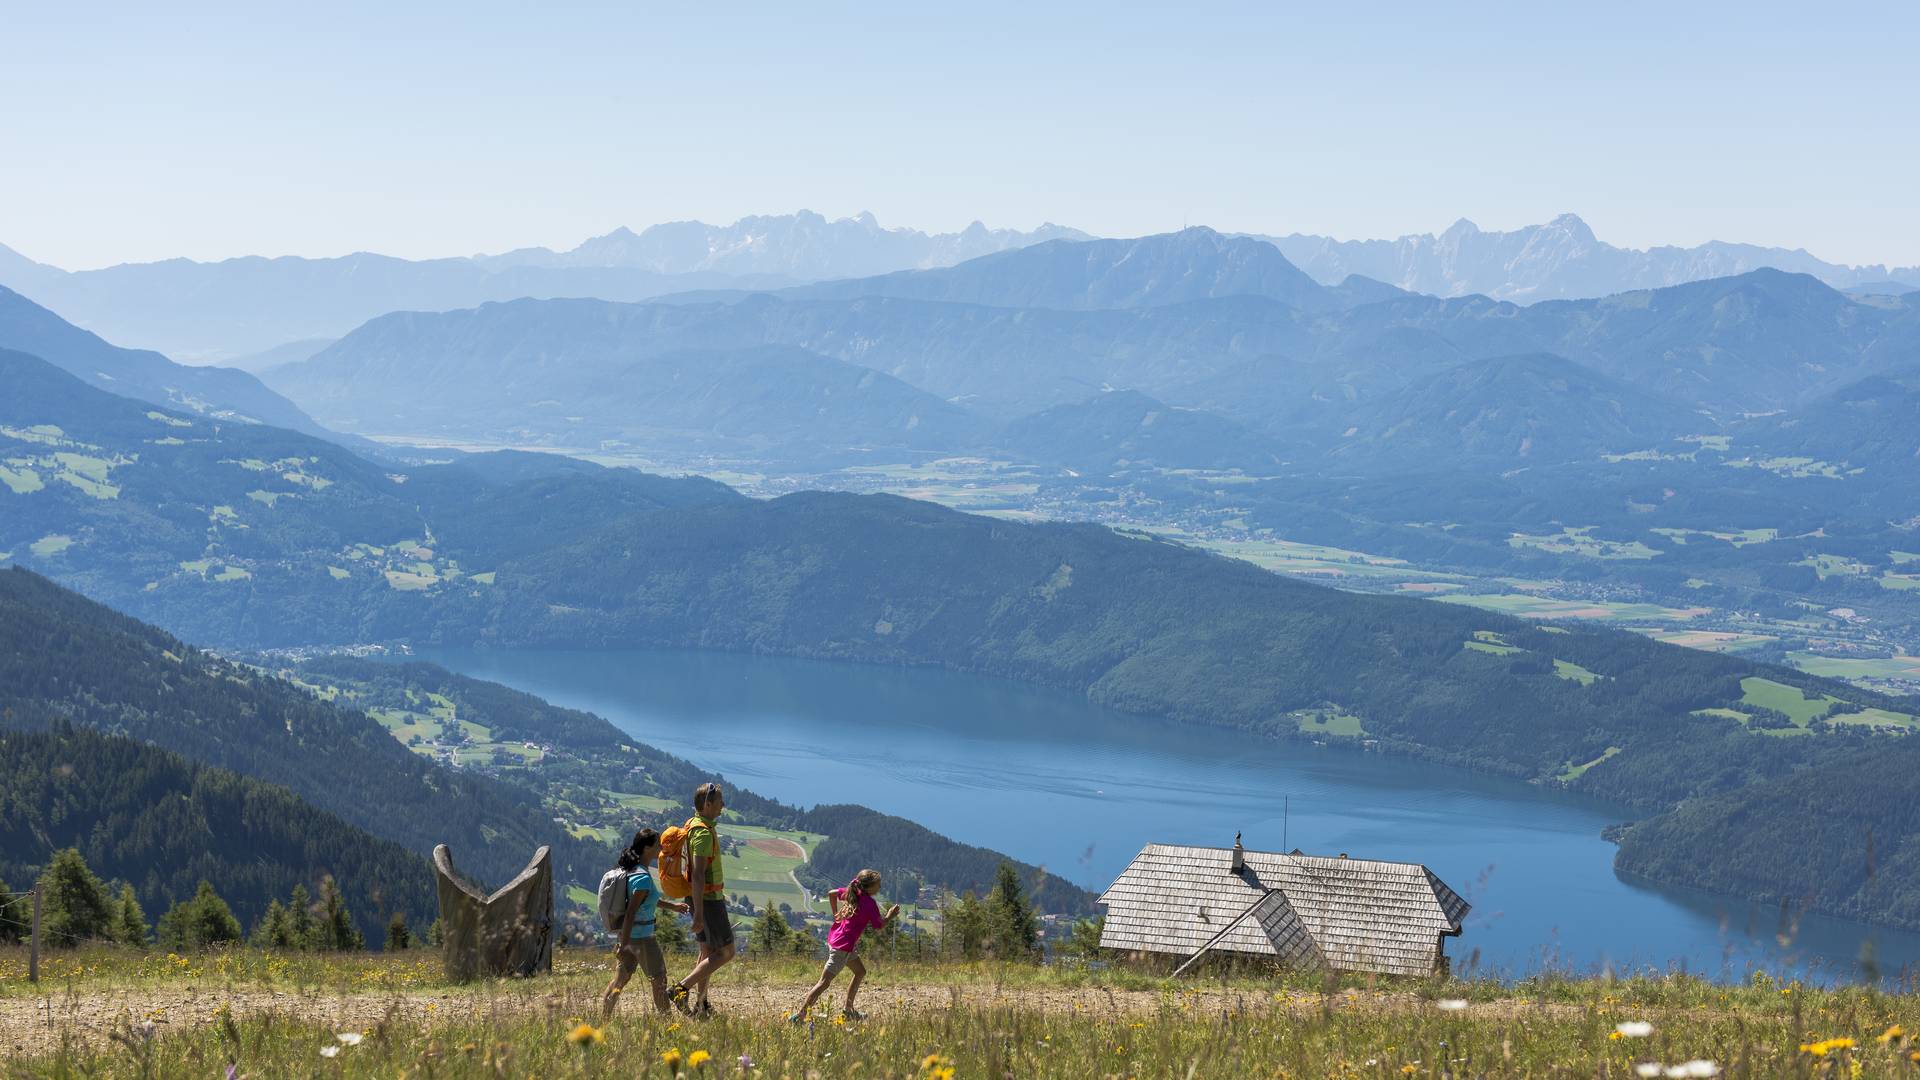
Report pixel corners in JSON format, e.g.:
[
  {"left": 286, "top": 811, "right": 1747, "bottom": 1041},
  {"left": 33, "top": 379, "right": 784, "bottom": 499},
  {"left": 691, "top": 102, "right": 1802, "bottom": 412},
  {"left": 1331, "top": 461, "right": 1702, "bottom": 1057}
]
[{"left": 415, "top": 645, "right": 1920, "bottom": 983}]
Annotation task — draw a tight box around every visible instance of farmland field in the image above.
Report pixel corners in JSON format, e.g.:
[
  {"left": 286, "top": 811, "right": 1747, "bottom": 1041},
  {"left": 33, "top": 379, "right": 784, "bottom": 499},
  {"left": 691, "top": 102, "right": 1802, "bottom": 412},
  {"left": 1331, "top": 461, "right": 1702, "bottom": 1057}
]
[{"left": 1508, "top": 526, "right": 1659, "bottom": 560}]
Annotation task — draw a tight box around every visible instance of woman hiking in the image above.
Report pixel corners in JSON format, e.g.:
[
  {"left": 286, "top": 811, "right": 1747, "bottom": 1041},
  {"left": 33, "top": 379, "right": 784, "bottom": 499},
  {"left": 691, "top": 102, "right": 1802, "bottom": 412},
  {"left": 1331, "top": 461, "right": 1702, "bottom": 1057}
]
[
  {"left": 602, "top": 828, "right": 688, "bottom": 1017},
  {"left": 788, "top": 868, "right": 899, "bottom": 1023}
]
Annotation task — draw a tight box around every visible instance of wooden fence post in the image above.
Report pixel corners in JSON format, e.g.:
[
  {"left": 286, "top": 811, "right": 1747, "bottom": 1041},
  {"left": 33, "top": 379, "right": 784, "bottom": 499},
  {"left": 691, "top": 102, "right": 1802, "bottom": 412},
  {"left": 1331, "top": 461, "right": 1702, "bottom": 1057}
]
[{"left": 28, "top": 887, "right": 40, "bottom": 983}]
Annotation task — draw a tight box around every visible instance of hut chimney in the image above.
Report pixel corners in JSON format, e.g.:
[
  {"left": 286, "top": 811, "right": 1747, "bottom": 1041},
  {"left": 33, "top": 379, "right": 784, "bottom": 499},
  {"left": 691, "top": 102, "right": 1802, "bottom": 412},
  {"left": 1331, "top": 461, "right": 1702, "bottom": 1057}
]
[{"left": 1230, "top": 832, "right": 1245, "bottom": 872}]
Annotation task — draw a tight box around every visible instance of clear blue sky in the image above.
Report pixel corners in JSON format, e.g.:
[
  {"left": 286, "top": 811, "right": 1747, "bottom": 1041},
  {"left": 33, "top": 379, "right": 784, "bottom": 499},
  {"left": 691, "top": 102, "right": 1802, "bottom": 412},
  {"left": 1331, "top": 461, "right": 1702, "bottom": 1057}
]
[{"left": 5, "top": 2, "right": 1916, "bottom": 270}]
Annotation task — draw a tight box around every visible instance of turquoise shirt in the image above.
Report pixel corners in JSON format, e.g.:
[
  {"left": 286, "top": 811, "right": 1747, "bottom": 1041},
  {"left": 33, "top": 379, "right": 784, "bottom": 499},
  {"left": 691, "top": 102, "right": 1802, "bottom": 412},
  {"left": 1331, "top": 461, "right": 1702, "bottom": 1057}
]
[{"left": 625, "top": 868, "right": 660, "bottom": 940}]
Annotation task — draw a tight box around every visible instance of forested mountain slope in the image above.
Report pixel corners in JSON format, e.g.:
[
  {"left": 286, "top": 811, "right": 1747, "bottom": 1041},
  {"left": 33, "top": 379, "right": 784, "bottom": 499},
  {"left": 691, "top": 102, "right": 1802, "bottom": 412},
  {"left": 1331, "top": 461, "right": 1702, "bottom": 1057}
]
[
  {"left": 0, "top": 726, "right": 435, "bottom": 943},
  {"left": 0, "top": 566, "right": 604, "bottom": 890}
]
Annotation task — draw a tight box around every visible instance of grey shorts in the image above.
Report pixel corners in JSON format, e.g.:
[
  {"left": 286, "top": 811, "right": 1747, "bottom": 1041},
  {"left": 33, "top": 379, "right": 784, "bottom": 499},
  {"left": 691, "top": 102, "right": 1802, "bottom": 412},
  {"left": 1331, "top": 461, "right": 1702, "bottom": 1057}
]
[
  {"left": 822, "top": 945, "right": 860, "bottom": 977},
  {"left": 618, "top": 937, "right": 665, "bottom": 980},
  {"left": 694, "top": 898, "right": 734, "bottom": 949}
]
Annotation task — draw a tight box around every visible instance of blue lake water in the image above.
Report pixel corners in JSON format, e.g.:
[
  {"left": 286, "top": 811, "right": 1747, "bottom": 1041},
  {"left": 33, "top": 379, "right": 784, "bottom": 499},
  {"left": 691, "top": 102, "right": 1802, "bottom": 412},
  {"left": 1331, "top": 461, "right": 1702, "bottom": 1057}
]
[{"left": 415, "top": 645, "right": 1920, "bottom": 984}]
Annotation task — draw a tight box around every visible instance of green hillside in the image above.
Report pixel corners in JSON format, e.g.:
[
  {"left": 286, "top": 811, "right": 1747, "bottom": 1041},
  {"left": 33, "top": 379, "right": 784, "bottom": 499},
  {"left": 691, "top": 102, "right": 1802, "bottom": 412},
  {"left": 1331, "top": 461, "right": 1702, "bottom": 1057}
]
[{"left": 0, "top": 726, "right": 434, "bottom": 942}]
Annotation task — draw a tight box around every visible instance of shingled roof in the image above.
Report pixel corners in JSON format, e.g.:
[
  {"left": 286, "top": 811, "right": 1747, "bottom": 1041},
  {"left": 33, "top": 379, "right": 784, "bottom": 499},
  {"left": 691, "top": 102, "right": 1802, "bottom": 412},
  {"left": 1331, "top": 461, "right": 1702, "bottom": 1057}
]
[{"left": 1098, "top": 842, "right": 1471, "bottom": 977}]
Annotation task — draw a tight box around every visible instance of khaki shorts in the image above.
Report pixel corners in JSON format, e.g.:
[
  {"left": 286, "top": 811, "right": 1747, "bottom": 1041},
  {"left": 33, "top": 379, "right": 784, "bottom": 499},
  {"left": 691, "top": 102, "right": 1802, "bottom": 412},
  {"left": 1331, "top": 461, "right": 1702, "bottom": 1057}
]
[
  {"left": 822, "top": 945, "right": 860, "bottom": 978},
  {"left": 617, "top": 937, "right": 666, "bottom": 981}
]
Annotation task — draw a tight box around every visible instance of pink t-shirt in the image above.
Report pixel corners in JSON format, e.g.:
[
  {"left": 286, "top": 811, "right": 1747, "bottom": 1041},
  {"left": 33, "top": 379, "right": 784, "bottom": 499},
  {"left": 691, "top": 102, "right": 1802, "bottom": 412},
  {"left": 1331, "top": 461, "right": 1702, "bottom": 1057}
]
[{"left": 827, "top": 887, "right": 884, "bottom": 952}]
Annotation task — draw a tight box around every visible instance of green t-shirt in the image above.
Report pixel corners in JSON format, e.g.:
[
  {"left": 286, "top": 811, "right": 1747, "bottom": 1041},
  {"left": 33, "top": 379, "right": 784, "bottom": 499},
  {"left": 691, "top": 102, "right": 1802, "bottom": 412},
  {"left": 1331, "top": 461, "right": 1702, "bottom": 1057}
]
[{"left": 688, "top": 816, "right": 723, "bottom": 890}]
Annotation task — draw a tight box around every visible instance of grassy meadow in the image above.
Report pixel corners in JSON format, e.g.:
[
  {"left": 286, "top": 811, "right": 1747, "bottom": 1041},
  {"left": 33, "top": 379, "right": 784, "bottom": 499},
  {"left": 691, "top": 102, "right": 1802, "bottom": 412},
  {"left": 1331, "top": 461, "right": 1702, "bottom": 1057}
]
[{"left": 8, "top": 946, "right": 1920, "bottom": 1077}]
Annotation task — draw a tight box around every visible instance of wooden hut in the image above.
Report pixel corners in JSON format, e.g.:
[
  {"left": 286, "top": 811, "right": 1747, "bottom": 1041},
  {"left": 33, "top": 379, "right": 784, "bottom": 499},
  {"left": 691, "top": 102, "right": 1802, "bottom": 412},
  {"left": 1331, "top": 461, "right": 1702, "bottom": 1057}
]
[{"left": 1098, "top": 836, "right": 1470, "bottom": 977}]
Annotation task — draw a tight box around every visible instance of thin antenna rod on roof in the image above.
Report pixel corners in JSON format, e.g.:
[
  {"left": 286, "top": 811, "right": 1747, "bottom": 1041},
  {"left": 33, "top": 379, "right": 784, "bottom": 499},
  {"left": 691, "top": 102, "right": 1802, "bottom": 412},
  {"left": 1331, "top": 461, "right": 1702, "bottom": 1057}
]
[{"left": 1283, "top": 795, "right": 1289, "bottom": 853}]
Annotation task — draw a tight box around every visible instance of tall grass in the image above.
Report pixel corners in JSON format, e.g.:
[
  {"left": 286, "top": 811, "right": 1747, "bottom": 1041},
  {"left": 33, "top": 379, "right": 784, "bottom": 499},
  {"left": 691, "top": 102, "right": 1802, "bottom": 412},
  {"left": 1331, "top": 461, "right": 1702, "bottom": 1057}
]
[{"left": 6, "top": 945, "right": 1920, "bottom": 1077}]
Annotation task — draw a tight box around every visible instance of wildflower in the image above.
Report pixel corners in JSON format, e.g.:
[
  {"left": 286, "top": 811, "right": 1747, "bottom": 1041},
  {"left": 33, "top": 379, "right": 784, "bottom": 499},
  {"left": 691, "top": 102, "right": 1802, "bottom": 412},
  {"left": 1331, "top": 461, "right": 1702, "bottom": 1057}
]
[
  {"left": 1878, "top": 1025, "right": 1906, "bottom": 1044},
  {"left": 667, "top": 1022, "right": 681, "bottom": 1032},
  {"left": 1434, "top": 999, "right": 1468, "bottom": 1011},
  {"left": 1634, "top": 1066, "right": 1663, "bottom": 1079},
  {"left": 1799, "top": 1038, "right": 1856, "bottom": 1056},
  {"left": 566, "top": 1023, "right": 605, "bottom": 1047},
  {"left": 1615, "top": 1021, "right": 1654, "bottom": 1038},
  {"left": 689, "top": 1049, "right": 712, "bottom": 1069},
  {"left": 336, "top": 1033, "right": 364, "bottom": 1046},
  {"left": 833, "top": 1014, "right": 847, "bottom": 1026},
  {"left": 1401, "top": 1065, "right": 1417, "bottom": 1075},
  {"left": 320, "top": 1046, "right": 340, "bottom": 1059},
  {"left": 737, "top": 1053, "right": 754, "bottom": 1071},
  {"left": 1668, "top": 1062, "right": 1720, "bottom": 1078},
  {"left": 662, "top": 1048, "right": 685, "bottom": 1069},
  {"left": 1610, "top": 1032, "right": 1625, "bottom": 1041}
]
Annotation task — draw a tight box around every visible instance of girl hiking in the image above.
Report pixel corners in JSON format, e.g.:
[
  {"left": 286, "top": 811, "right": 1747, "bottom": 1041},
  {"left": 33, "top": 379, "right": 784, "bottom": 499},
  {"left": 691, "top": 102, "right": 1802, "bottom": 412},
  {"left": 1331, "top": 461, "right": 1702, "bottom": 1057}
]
[
  {"left": 602, "top": 828, "right": 689, "bottom": 1017},
  {"left": 789, "top": 868, "right": 899, "bottom": 1023}
]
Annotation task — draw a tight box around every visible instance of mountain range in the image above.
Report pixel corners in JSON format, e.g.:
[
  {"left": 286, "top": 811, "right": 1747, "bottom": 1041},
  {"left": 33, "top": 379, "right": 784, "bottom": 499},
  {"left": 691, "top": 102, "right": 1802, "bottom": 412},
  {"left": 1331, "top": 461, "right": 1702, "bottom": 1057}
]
[
  {"left": 261, "top": 230, "right": 1920, "bottom": 478},
  {"left": 0, "top": 212, "right": 1080, "bottom": 361},
  {"left": 1263, "top": 213, "right": 1920, "bottom": 302}
]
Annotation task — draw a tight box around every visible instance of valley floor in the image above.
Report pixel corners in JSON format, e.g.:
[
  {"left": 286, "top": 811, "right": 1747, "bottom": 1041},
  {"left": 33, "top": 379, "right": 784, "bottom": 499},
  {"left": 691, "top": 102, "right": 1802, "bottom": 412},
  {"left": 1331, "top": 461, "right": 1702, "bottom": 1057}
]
[{"left": 6, "top": 948, "right": 1920, "bottom": 1076}]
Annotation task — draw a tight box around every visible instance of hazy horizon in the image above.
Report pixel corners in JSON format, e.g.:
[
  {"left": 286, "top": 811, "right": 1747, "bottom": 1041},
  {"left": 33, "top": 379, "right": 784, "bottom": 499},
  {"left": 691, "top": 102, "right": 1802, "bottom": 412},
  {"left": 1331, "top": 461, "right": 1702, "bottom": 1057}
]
[{"left": 5, "top": 3, "right": 1917, "bottom": 270}]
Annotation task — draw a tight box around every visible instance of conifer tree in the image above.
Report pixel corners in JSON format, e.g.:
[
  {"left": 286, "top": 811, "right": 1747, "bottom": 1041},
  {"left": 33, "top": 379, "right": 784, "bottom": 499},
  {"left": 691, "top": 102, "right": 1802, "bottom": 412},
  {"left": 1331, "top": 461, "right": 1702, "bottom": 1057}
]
[
  {"left": 114, "top": 884, "right": 150, "bottom": 947},
  {"left": 37, "top": 848, "right": 115, "bottom": 947},
  {"left": 157, "top": 881, "right": 243, "bottom": 949},
  {"left": 0, "top": 879, "right": 21, "bottom": 945},
  {"left": 753, "top": 903, "right": 791, "bottom": 954},
  {"left": 316, "top": 876, "right": 363, "bottom": 951},
  {"left": 251, "top": 899, "right": 292, "bottom": 948},
  {"left": 385, "top": 912, "right": 412, "bottom": 951},
  {"left": 986, "top": 861, "right": 1039, "bottom": 961},
  {"left": 940, "top": 891, "right": 989, "bottom": 960},
  {"left": 286, "top": 884, "right": 316, "bottom": 949}
]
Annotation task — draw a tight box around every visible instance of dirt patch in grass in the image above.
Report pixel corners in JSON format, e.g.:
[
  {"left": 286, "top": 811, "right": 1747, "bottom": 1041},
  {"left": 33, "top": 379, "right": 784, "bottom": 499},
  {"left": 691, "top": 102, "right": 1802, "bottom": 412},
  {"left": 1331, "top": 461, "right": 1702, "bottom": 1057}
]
[{"left": 746, "top": 838, "right": 805, "bottom": 859}]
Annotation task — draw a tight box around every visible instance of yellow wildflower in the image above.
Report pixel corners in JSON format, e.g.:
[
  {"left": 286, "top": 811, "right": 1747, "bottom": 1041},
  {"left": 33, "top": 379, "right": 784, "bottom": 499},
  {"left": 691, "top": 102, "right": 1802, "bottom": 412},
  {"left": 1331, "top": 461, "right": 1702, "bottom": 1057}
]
[
  {"left": 1799, "top": 1037, "right": 1856, "bottom": 1056},
  {"left": 1878, "top": 1024, "right": 1906, "bottom": 1044},
  {"left": 1402, "top": 1066, "right": 1417, "bottom": 1076},
  {"left": 1608, "top": 1031, "right": 1624, "bottom": 1041},
  {"left": 566, "top": 1023, "right": 605, "bottom": 1047},
  {"left": 688, "top": 1049, "right": 711, "bottom": 1069},
  {"left": 662, "top": 1048, "right": 684, "bottom": 1068}
]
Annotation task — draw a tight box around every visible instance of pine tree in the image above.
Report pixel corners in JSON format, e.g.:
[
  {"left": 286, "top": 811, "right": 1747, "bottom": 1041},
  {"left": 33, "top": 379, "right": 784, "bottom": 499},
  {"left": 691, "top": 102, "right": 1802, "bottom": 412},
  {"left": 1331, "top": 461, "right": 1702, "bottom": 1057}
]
[
  {"left": 37, "top": 848, "right": 115, "bottom": 947},
  {"left": 0, "top": 879, "right": 21, "bottom": 945},
  {"left": 287, "top": 884, "right": 316, "bottom": 949},
  {"left": 157, "top": 881, "right": 243, "bottom": 950},
  {"left": 251, "top": 899, "right": 292, "bottom": 948},
  {"left": 385, "top": 912, "right": 412, "bottom": 951},
  {"left": 654, "top": 909, "right": 691, "bottom": 955},
  {"left": 114, "top": 884, "right": 150, "bottom": 947},
  {"left": 316, "top": 876, "right": 363, "bottom": 951},
  {"left": 940, "top": 892, "right": 989, "bottom": 960},
  {"left": 425, "top": 916, "right": 446, "bottom": 947},
  {"left": 1063, "top": 914, "right": 1105, "bottom": 959},
  {"left": 986, "top": 861, "right": 1039, "bottom": 961},
  {"left": 752, "top": 903, "right": 791, "bottom": 955}
]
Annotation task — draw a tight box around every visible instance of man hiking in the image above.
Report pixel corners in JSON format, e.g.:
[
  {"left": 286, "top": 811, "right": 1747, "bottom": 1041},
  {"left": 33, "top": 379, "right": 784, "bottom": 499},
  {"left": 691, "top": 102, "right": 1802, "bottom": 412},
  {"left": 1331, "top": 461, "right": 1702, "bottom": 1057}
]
[{"left": 668, "top": 782, "right": 732, "bottom": 1017}]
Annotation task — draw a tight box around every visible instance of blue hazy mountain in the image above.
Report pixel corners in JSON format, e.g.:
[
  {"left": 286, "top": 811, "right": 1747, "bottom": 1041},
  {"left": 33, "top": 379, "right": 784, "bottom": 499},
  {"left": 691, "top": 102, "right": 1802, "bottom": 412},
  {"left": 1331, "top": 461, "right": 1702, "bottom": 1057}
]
[
  {"left": 270, "top": 302, "right": 989, "bottom": 460},
  {"left": 0, "top": 213, "right": 1081, "bottom": 362},
  {"left": 1327, "top": 353, "right": 1711, "bottom": 467},
  {"left": 999, "top": 390, "right": 1288, "bottom": 473},
  {"left": 479, "top": 209, "right": 1089, "bottom": 278},
  {"left": 0, "top": 284, "right": 348, "bottom": 445},
  {"left": 786, "top": 227, "right": 1404, "bottom": 312},
  {"left": 271, "top": 259, "right": 1920, "bottom": 448},
  {"left": 1264, "top": 213, "right": 1920, "bottom": 302}
]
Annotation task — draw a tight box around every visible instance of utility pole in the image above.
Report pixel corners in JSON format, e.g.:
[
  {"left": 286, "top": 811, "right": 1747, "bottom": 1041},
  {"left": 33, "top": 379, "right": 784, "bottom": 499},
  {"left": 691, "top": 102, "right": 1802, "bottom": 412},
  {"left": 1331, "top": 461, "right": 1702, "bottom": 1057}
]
[{"left": 28, "top": 887, "right": 40, "bottom": 983}]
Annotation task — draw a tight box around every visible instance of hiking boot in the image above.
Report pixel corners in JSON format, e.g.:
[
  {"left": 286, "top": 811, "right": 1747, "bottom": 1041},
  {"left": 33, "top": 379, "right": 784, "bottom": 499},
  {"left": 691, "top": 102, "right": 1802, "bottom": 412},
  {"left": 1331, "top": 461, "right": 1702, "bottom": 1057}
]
[
  {"left": 786, "top": 1011, "right": 806, "bottom": 1024},
  {"left": 667, "top": 982, "right": 692, "bottom": 1012},
  {"left": 841, "top": 1007, "right": 867, "bottom": 1022},
  {"left": 691, "top": 999, "right": 717, "bottom": 1020}
]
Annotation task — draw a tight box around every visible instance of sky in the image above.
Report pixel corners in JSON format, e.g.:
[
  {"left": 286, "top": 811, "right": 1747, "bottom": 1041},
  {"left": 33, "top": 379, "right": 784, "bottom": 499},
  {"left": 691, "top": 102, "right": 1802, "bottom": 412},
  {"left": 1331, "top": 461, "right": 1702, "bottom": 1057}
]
[{"left": 4, "top": 2, "right": 1917, "bottom": 270}]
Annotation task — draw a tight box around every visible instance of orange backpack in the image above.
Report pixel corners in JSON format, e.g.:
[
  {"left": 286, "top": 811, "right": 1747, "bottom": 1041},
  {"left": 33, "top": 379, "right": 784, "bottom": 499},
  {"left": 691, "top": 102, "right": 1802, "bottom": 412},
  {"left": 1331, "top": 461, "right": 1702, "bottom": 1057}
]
[{"left": 657, "top": 816, "right": 706, "bottom": 900}]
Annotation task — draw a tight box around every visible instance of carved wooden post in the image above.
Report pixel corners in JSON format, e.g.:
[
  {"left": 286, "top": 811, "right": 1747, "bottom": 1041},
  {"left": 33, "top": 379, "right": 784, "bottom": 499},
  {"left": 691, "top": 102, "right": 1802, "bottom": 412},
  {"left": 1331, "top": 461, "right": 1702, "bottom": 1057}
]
[{"left": 432, "top": 845, "right": 554, "bottom": 982}]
